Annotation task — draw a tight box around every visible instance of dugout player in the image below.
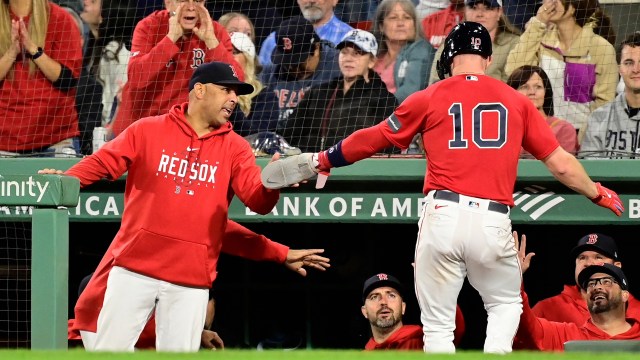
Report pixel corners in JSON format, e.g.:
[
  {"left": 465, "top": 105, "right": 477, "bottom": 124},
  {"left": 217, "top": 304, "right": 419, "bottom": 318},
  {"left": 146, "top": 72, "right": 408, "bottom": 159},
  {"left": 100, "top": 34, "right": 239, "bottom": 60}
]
[
  {"left": 532, "top": 233, "right": 640, "bottom": 324},
  {"left": 261, "top": 21, "right": 624, "bottom": 353},
  {"left": 39, "top": 61, "right": 283, "bottom": 352},
  {"left": 361, "top": 273, "right": 466, "bottom": 350}
]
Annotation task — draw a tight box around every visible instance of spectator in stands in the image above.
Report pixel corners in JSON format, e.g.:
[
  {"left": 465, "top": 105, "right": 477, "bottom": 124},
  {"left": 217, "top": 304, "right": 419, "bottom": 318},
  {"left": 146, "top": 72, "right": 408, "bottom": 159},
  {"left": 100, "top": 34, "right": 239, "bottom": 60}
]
[
  {"left": 580, "top": 32, "right": 640, "bottom": 159},
  {"left": 361, "top": 272, "right": 466, "bottom": 350},
  {"left": 0, "top": 0, "right": 83, "bottom": 157},
  {"left": 62, "top": 2, "right": 102, "bottom": 156},
  {"left": 258, "top": 0, "right": 353, "bottom": 66},
  {"left": 86, "top": 0, "right": 134, "bottom": 128},
  {"left": 282, "top": 29, "right": 397, "bottom": 152},
  {"left": 218, "top": 12, "right": 256, "bottom": 44},
  {"left": 226, "top": 31, "right": 279, "bottom": 136},
  {"left": 259, "top": 16, "right": 340, "bottom": 132},
  {"left": 415, "top": 0, "right": 449, "bottom": 22},
  {"left": 429, "top": 0, "right": 520, "bottom": 85},
  {"left": 514, "top": 236, "right": 640, "bottom": 350},
  {"left": 505, "top": 0, "right": 617, "bottom": 143},
  {"left": 421, "top": 0, "right": 464, "bottom": 49},
  {"left": 507, "top": 65, "right": 579, "bottom": 157},
  {"left": 372, "top": 0, "right": 434, "bottom": 103},
  {"left": 54, "top": 0, "right": 91, "bottom": 54},
  {"left": 110, "top": 0, "right": 241, "bottom": 136}
]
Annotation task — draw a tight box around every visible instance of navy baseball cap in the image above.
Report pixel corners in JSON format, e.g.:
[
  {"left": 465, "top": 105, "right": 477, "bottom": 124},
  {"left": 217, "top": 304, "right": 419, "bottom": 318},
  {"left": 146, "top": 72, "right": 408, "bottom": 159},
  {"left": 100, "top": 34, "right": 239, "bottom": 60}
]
[
  {"left": 272, "top": 16, "right": 321, "bottom": 67},
  {"left": 570, "top": 233, "right": 619, "bottom": 261},
  {"left": 362, "top": 273, "right": 405, "bottom": 303},
  {"left": 578, "top": 263, "right": 629, "bottom": 291},
  {"left": 465, "top": 0, "right": 502, "bottom": 7},
  {"left": 188, "top": 61, "right": 254, "bottom": 95}
]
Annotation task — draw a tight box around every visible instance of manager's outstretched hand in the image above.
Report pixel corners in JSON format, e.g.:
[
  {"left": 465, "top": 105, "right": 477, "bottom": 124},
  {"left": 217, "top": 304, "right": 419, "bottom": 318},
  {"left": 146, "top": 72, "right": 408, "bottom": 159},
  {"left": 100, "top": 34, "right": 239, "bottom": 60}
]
[
  {"left": 284, "top": 249, "right": 330, "bottom": 277},
  {"left": 590, "top": 182, "right": 624, "bottom": 216}
]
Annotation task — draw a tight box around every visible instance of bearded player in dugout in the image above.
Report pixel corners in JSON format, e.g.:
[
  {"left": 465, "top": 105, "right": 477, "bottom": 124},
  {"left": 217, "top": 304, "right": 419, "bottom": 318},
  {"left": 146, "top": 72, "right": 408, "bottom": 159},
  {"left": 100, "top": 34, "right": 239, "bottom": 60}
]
[
  {"left": 261, "top": 21, "right": 624, "bottom": 354},
  {"left": 361, "top": 273, "right": 466, "bottom": 349}
]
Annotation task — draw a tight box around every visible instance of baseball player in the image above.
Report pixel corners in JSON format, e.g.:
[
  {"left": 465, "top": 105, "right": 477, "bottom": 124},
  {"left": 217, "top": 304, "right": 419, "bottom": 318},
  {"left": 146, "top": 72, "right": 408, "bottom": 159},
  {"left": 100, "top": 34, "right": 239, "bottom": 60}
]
[
  {"left": 532, "top": 233, "right": 640, "bottom": 324},
  {"left": 361, "top": 273, "right": 466, "bottom": 350},
  {"left": 261, "top": 21, "right": 624, "bottom": 353},
  {"left": 516, "top": 262, "right": 640, "bottom": 350},
  {"left": 39, "top": 61, "right": 280, "bottom": 352}
]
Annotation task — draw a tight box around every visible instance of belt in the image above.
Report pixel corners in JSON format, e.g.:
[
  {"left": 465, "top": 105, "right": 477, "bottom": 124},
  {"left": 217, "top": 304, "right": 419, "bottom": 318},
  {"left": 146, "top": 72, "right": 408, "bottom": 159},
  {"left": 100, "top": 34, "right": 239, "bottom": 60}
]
[{"left": 434, "top": 190, "right": 509, "bottom": 214}]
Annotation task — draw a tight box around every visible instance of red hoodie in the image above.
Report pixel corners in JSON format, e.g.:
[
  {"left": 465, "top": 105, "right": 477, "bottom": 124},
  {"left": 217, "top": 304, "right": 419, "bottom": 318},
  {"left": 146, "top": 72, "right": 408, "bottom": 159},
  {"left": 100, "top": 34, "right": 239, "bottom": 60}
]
[
  {"left": 68, "top": 220, "right": 288, "bottom": 344},
  {"left": 365, "top": 325, "right": 423, "bottom": 350},
  {"left": 68, "top": 102, "right": 278, "bottom": 333},
  {"left": 533, "top": 284, "right": 640, "bottom": 324},
  {"left": 516, "top": 290, "right": 640, "bottom": 351},
  {"left": 111, "top": 9, "right": 243, "bottom": 136}
]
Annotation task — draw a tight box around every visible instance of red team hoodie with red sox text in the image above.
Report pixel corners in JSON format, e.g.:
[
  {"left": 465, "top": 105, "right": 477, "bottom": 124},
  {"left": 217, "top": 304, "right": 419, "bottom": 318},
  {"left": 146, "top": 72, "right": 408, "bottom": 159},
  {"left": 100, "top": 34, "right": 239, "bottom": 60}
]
[{"left": 68, "top": 102, "right": 279, "bottom": 333}]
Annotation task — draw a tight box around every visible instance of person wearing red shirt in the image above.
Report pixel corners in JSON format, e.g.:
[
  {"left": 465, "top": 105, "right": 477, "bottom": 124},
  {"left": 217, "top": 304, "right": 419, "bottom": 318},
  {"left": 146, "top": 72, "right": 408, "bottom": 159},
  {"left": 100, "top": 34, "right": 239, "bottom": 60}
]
[
  {"left": 0, "top": 0, "right": 83, "bottom": 155},
  {"left": 421, "top": 0, "right": 464, "bottom": 49},
  {"left": 39, "top": 61, "right": 276, "bottom": 352},
  {"left": 361, "top": 273, "right": 465, "bottom": 350},
  {"left": 516, "top": 262, "right": 640, "bottom": 351},
  {"left": 110, "top": 0, "right": 243, "bottom": 136},
  {"left": 261, "top": 21, "right": 624, "bottom": 354},
  {"left": 532, "top": 233, "right": 640, "bottom": 324}
]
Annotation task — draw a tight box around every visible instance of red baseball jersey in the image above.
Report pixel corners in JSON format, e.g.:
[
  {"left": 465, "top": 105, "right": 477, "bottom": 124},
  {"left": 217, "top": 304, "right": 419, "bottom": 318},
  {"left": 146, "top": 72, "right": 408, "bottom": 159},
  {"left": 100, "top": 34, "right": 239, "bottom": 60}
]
[
  {"left": 111, "top": 10, "right": 243, "bottom": 136},
  {"left": 421, "top": 4, "right": 464, "bottom": 49},
  {"left": 380, "top": 74, "right": 560, "bottom": 206}
]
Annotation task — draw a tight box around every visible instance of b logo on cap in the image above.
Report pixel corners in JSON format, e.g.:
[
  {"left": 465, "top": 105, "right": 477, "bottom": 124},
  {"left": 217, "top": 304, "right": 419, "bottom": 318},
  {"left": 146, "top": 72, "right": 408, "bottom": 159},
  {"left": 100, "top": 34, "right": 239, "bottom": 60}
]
[
  {"left": 377, "top": 273, "right": 388, "bottom": 281},
  {"left": 587, "top": 234, "right": 598, "bottom": 245},
  {"left": 282, "top": 37, "right": 292, "bottom": 52}
]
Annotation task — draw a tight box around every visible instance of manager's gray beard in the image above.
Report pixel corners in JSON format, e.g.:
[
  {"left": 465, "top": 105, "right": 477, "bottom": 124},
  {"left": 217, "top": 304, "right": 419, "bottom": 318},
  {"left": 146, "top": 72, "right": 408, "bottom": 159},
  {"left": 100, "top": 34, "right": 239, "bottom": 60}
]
[
  {"left": 371, "top": 314, "right": 401, "bottom": 329},
  {"left": 301, "top": 7, "right": 325, "bottom": 23}
]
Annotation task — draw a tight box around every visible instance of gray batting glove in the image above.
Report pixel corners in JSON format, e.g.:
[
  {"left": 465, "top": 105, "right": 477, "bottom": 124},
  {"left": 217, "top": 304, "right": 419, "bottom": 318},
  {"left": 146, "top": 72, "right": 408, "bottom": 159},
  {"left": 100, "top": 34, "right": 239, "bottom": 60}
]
[{"left": 261, "top": 153, "right": 321, "bottom": 189}]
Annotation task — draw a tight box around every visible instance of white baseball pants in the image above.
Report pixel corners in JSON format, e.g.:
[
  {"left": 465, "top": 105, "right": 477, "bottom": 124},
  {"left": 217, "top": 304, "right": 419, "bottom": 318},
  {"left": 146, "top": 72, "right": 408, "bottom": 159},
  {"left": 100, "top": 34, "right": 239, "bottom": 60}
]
[
  {"left": 90, "top": 266, "right": 208, "bottom": 352},
  {"left": 415, "top": 191, "right": 522, "bottom": 354}
]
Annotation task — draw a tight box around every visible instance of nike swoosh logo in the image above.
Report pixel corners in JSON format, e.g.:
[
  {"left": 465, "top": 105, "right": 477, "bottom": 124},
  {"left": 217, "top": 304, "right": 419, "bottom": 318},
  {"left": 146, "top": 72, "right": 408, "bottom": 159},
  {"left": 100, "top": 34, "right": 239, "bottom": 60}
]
[
  {"left": 266, "top": 178, "right": 279, "bottom": 184},
  {"left": 435, "top": 204, "right": 448, "bottom": 209},
  {"left": 187, "top": 147, "right": 199, "bottom": 152}
]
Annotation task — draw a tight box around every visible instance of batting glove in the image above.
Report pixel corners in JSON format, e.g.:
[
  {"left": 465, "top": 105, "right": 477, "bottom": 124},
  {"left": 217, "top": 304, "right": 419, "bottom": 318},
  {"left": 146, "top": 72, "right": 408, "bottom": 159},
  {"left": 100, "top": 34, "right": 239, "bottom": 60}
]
[
  {"left": 261, "top": 153, "right": 322, "bottom": 189},
  {"left": 590, "top": 182, "right": 624, "bottom": 216}
]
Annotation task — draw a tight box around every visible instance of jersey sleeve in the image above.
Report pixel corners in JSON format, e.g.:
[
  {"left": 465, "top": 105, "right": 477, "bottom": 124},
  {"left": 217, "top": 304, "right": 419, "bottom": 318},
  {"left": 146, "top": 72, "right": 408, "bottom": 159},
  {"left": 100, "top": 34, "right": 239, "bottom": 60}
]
[
  {"left": 221, "top": 220, "right": 288, "bottom": 263},
  {"left": 378, "top": 91, "right": 428, "bottom": 149}
]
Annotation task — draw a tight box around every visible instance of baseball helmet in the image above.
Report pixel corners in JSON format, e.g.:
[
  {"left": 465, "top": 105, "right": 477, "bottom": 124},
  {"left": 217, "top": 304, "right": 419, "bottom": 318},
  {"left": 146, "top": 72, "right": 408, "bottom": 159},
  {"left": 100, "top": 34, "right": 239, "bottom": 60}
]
[{"left": 436, "top": 21, "right": 492, "bottom": 80}]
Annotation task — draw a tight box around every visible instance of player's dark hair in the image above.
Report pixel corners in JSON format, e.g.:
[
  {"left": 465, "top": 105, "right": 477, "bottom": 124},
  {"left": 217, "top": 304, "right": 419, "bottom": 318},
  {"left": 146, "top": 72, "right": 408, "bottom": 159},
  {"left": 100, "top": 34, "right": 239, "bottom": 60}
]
[
  {"left": 563, "top": 0, "right": 615, "bottom": 45},
  {"left": 616, "top": 31, "right": 640, "bottom": 64},
  {"left": 506, "top": 65, "right": 555, "bottom": 117}
]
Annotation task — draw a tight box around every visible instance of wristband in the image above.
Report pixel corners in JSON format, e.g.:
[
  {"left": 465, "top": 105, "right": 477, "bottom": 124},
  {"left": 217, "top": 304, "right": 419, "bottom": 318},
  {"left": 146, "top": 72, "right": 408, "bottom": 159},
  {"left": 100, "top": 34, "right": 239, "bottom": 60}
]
[{"left": 28, "top": 47, "right": 44, "bottom": 61}]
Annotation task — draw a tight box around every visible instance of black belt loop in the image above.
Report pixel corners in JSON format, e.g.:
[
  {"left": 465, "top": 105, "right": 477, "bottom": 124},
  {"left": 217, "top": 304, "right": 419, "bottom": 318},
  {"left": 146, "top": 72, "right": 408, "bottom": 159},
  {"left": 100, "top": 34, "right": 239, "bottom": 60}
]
[{"left": 433, "top": 190, "right": 509, "bottom": 214}]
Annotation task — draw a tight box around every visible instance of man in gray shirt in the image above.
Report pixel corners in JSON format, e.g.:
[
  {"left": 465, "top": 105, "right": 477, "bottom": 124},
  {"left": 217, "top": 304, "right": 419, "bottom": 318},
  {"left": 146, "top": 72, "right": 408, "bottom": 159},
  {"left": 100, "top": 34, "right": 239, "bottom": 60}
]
[{"left": 580, "top": 32, "right": 640, "bottom": 159}]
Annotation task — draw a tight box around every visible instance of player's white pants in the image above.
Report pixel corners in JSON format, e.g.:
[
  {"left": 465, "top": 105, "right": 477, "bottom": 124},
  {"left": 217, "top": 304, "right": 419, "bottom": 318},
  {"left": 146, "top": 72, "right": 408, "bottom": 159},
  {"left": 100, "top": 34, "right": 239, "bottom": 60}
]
[
  {"left": 92, "top": 266, "right": 208, "bottom": 352},
  {"left": 415, "top": 191, "right": 522, "bottom": 354}
]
